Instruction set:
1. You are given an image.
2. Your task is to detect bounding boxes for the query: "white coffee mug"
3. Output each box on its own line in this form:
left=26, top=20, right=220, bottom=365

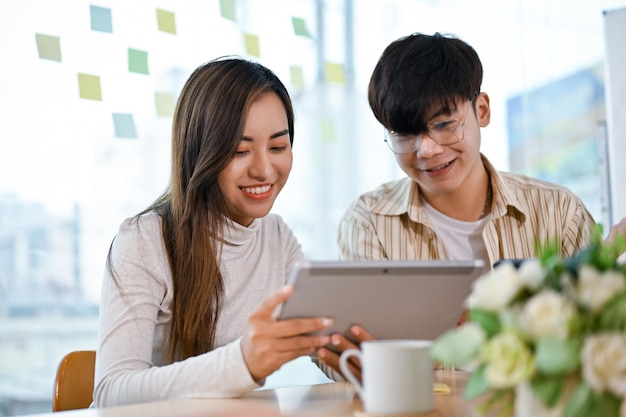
left=339, top=339, right=434, bottom=415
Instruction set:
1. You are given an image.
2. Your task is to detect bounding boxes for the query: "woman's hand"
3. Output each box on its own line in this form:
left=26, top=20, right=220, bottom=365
left=241, top=285, right=333, bottom=382
left=315, top=325, right=375, bottom=382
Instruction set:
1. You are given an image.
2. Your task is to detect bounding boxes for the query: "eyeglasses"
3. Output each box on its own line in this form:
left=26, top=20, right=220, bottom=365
left=384, top=92, right=478, bottom=154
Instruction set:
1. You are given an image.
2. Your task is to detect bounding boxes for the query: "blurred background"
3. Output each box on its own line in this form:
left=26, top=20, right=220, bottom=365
left=1, top=0, right=625, bottom=414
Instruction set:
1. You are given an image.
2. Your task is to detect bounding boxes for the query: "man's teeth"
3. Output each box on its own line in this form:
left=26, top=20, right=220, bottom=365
left=429, top=161, right=451, bottom=171
left=243, top=185, right=271, bottom=194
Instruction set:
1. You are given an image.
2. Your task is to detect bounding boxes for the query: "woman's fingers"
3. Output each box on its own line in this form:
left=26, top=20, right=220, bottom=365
left=251, top=285, right=294, bottom=320
left=243, top=332, right=331, bottom=381
left=242, top=286, right=335, bottom=381
left=251, top=286, right=334, bottom=337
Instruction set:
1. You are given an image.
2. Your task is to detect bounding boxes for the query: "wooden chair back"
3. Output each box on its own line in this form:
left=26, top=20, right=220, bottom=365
left=52, top=350, right=96, bottom=412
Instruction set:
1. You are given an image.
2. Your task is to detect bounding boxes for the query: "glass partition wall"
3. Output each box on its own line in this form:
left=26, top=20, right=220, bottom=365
left=1, top=0, right=625, bottom=414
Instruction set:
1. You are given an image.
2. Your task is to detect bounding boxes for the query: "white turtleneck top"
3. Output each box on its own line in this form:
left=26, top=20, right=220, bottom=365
left=94, top=211, right=307, bottom=407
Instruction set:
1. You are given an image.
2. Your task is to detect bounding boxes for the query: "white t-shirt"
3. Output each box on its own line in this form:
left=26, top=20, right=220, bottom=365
left=421, top=197, right=490, bottom=273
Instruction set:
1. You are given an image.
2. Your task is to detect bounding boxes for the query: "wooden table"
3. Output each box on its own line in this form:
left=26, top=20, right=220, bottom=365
left=23, top=370, right=488, bottom=417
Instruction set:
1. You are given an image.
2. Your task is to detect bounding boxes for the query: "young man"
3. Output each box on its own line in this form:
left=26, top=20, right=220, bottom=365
left=337, top=32, right=597, bottom=268
left=319, top=32, right=626, bottom=379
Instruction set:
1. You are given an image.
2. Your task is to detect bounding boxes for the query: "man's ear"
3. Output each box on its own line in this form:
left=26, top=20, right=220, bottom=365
left=476, top=92, right=491, bottom=127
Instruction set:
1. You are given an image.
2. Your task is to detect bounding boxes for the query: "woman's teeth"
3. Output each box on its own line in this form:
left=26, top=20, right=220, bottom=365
left=242, top=185, right=271, bottom=194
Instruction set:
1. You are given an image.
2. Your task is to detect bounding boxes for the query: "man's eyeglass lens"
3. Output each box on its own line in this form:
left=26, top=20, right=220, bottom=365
left=384, top=96, right=474, bottom=154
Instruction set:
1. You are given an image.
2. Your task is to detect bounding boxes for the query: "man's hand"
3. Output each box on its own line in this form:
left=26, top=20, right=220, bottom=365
left=606, top=217, right=626, bottom=245
left=315, top=325, right=375, bottom=382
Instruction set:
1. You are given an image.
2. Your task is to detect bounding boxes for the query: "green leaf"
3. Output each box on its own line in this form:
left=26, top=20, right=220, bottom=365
left=475, top=389, right=514, bottom=417
left=569, top=310, right=595, bottom=335
left=537, top=239, right=560, bottom=265
left=465, top=365, right=490, bottom=399
left=597, top=293, right=626, bottom=331
left=566, top=244, right=596, bottom=276
left=566, top=228, right=625, bottom=273
left=430, top=324, right=485, bottom=367
left=469, top=309, right=501, bottom=337
left=530, top=375, right=564, bottom=408
left=535, top=336, right=582, bottom=376
left=562, top=383, right=595, bottom=417
left=590, top=391, right=621, bottom=416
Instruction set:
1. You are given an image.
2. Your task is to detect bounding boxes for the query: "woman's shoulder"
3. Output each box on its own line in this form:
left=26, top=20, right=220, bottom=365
left=108, top=210, right=171, bottom=289
left=113, top=211, right=163, bottom=249
left=118, top=211, right=161, bottom=233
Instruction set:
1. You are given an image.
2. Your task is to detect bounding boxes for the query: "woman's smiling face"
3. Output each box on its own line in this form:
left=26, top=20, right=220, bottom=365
left=217, top=92, right=293, bottom=226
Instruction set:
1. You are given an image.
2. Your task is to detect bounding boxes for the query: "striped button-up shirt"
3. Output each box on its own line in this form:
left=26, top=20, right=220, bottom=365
left=337, top=155, right=595, bottom=268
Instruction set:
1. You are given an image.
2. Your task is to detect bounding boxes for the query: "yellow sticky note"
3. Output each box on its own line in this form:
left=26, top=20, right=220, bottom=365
left=434, top=383, right=451, bottom=394
left=319, top=118, right=336, bottom=144
left=243, top=33, right=260, bottom=57
left=155, top=92, right=175, bottom=117
left=156, top=9, right=176, bottom=34
left=78, top=73, right=102, bottom=101
left=325, top=62, right=346, bottom=85
left=36, top=33, right=62, bottom=62
left=290, top=65, right=305, bottom=90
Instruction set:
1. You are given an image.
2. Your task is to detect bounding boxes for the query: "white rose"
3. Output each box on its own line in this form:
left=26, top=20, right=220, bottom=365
left=467, top=262, right=522, bottom=312
left=518, top=290, right=575, bottom=340
left=581, top=333, right=626, bottom=397
left=482, top=332, right=535, bottom=388
left=517, top=259, right=545, bottom=290
left=430, top=323, right=486, bottom=367
left=577, top=265, right=625, bottom=312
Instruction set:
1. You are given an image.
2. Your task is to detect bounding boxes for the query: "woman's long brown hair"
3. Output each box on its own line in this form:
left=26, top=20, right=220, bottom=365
left=107, top=57, right=294, bottom=362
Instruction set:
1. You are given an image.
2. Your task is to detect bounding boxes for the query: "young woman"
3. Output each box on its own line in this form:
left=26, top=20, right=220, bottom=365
left=94, top=57, right=336, bottom=407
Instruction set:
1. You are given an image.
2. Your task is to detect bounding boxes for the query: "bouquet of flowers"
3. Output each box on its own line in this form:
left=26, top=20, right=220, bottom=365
left=431, top=230, right=626, bottom=417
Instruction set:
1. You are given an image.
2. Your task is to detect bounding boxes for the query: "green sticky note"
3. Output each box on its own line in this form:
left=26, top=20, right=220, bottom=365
left=156, top=9, right=176, bottom=34
left=112, top=113, right=137, bottom=138
left=290, top=65, right=305, bottom=90
left=35, top=33, right=62, bottom=62
left=292, top=17, right=310, bottom=37
left=220, top=0, right=236, bottom=21
left=319, top=118, right=336, bottom=144
left=128, top=48, right=149, bottom=74
left=78, top=73, right=102, bottom=101
left=155, top=92, right=175, bottom=117
left=325, top=62, right=346, bottom=85
left=243, top=33, right=260, bottom=57
left=90, top=5, right=112, bottom=33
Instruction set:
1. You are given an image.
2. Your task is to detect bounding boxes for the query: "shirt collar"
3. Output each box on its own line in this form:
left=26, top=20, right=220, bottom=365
left=482, top=155, right=526, bottom=220
left=222, top=216, right=261, bottom=246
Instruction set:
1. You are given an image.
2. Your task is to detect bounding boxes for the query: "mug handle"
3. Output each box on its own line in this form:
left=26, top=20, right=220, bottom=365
left=339, top=348, right=364, bottom=397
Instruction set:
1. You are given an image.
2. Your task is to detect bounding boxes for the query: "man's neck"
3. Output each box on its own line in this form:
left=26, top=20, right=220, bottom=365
left=421, top=165, right=491, bottom=222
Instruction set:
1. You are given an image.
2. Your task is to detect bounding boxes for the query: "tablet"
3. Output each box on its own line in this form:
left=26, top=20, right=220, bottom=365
left=278, top=259, right=485, bottom=342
